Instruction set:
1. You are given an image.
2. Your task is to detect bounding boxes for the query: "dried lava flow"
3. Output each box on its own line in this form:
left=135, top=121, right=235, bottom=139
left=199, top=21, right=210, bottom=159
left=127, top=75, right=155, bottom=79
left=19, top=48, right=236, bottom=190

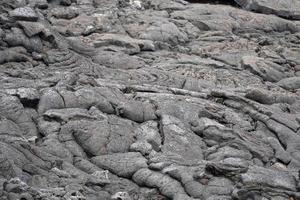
left=185, top=0, right=238, bottom=6
left=0, top=0, right=300, bottom=200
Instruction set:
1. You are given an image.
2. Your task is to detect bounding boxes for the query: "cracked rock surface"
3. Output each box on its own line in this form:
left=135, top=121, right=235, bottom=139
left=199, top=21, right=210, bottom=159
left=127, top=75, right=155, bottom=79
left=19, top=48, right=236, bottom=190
left=0, top=0, right=300, bottom=199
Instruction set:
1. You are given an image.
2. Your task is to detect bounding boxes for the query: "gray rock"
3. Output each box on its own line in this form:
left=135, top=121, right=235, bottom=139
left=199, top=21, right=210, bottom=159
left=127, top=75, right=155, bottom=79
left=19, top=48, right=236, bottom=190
left=242, top=56, right=286, bottom=82
left=92, top=33, right=155, bottom=53
left=241, top=166, right=298, bottom=191
left=93, top=51, right=147, bottom=69
left=38, top=89, right=65, bottom=114
left=18, top=21, right=52, bottom=38
left=0, top=0, right=300, bottom=199
left=171, top=4, right=298, bottom=33
left=0, top=47, right=30, bottom=64
left=50, top=7, right=79, bottom=19
left=202, top=177, right=234, bottom=199
left=9, top=7, right=38, bottom=21
left=235, top=0, right=300, bottom=20
left=4, top=28, right=43, bottom=53
left=159, top=115, right=205, bottom=164
left=116, top=100, right=157, bottom=122
left=277, top=77, right=300, bottom=90
left=133, top=168, right=190, bottom=199
left=91, top=152, right=148, bottom=178
left=29, top=0, right=48, bottom=9
left=0, top=93, right=38, bottom=137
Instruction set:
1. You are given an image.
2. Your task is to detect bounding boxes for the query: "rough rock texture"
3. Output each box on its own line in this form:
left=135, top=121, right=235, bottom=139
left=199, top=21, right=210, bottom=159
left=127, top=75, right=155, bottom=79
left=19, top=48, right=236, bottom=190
left=0, top=0, right=300, bottom=199
left=235, top=0, right=300, bottom=20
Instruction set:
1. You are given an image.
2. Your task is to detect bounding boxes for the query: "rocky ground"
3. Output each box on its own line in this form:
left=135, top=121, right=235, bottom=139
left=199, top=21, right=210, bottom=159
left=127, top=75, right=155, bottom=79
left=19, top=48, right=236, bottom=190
left=0, top=0, right=300, bottom=199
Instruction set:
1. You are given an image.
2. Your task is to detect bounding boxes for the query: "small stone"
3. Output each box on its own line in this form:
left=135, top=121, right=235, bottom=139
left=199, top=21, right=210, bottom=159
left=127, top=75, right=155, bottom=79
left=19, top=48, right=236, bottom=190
left=9, top=7, right=38, bottom=21
left=271, top=162, right=288, bottom=171
left=86, top=170, right=111, bottom=186
left=111, top=192, right=132, bottom=200
left=91, top=170, right=109, bottom=180
left=130, top=0, right=143, bottom=10
left=27, top=136, right=38, bottom=143
left=63, top=191, right=86, bottom=200
left=32, top=52, right=44, bottom=60
left=130, top=141, right=153, bottom=155
left=4, top=178, right=28, bottom=193
left=50, top=167, right=71, bottom=178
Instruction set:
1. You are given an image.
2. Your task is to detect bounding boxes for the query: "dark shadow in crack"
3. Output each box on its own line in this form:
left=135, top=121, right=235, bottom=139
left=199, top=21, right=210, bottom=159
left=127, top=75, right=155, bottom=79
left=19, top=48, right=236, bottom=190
left=185, top=0, right=239, bottom=6
left=20, top=98, right=39, bottom=109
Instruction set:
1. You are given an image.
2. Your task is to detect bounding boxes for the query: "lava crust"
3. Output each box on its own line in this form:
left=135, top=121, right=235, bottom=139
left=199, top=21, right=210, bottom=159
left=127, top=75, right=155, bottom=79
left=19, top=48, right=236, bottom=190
left=0, top=0, right=300, bottom=200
